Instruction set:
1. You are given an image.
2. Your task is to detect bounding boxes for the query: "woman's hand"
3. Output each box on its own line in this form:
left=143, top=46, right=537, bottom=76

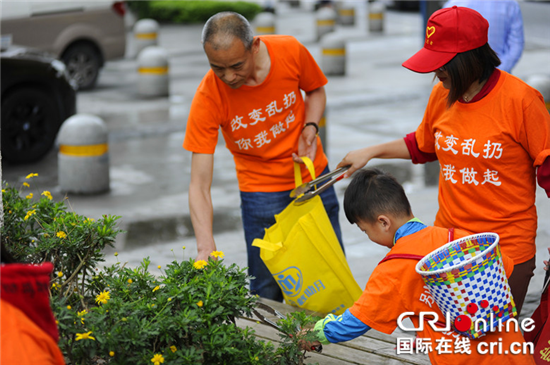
left=337, top=139, right=412, bottom=178
left=337, top=147, right=374, bottom=178
left=544, top=247, right=550, bottom=271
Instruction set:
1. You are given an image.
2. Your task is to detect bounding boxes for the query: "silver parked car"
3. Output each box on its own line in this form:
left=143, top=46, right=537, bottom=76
left=1, top=1, right=127, bottom=90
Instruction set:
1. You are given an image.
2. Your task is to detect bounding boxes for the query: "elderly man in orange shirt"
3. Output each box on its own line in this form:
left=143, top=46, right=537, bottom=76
left=183, top=12, right=343, bottom=301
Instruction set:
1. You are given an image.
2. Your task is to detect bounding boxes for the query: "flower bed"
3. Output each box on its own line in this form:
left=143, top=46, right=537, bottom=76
left=2, top=175, right=319, bottom=364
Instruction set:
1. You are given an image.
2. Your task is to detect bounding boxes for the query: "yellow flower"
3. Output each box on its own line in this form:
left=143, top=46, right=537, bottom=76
left=109, top=351, right=115, bottom=357
left=77, top=309, right=87, bottom=324
left=127, top=279, right=133, bottom=284
left=41, top=191, right=53, bottom=200
left=114, top=252, right=118, bottom=256
left=182, top=246, right=186, bottom=249
left=57, top=231, right=67, bottom=239
left=67, top=305, right=72, bottom=310
left=167, top=298, right=172, bottom=302
left=23, top=182, right=30, bottom=187
left=58, top=271, right=63, bottom=277
left=196, top=300, right=203, bottom=307
left=170, top=345, right=177, bottom=353
left=210, top=251, right=225, bottom=259
left=75, top=331, right=95, bottom=341
left=151, top=354, right=164, bottom=365
left=95, top=290, right=110, bottom=305
left=152, top=286, right=160, bottom=292
left=255, top=357, right=259, bottom=361
left=193, top=260, right=207, bottom=270
left=157, top=265, right=161, bottom=269
left=24, top=209, right=36, bottom=220
left=25, top=173, right=38, bottom=179
left=25, top=193, right=33, bottom=199
left=51, top=283, right=60, bottom=290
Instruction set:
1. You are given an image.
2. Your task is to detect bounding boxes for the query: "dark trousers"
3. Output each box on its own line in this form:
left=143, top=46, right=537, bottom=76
left=508, top=255, right=536, bottom=316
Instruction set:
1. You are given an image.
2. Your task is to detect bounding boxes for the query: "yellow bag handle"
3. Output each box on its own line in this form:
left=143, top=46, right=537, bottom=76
left=294, top=156, right=316, bottom=188
left=252, top=239, right=283, bottom=260
left=252, top=239, right=283, bottom=252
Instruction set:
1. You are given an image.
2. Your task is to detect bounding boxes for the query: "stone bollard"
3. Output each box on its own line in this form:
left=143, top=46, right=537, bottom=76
left=58, top=114, right=110, bottom=194
left=526, top=74, right=550, bottom=112
left=321, top=32, right=346, bottom=76
left=137, top=46, right=169, bottom=97
left=319, top=110, right=327, bottom=153
left=368, top=1, right=385, bottom=33
left=133, top=19, right=159, bottom=57
left=254, top=12, right=276, bottom=35
left=337, top=2, right=355, bottom=26
left=316, top=7, right=337, bottom=41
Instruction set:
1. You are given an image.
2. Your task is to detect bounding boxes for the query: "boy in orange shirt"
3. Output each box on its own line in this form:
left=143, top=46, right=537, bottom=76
left=302, top=169, right=535, bottom=364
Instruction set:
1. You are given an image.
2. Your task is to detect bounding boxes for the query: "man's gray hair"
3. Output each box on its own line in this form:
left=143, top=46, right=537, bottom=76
left=201, top=12, right=254, bottom=50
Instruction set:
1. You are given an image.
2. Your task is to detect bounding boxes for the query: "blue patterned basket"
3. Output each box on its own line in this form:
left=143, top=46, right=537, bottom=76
left=415, top=233, right=516, bottom=339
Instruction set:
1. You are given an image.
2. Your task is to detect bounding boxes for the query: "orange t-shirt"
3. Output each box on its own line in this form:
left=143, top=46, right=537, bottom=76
left=1, top=299, right=66, bottom=365
left=415, top=72, right=550, bottom=264
left=350, top=226, right=534, bottom=365
left=183, top=35, right=329, bottom=192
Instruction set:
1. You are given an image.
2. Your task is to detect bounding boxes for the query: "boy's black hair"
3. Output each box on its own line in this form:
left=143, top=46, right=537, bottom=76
left=344, top=168, right=412, bottom=225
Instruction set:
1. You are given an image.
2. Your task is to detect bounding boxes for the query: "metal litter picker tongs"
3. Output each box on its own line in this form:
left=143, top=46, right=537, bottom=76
left=252, top=302, right=323, bottom=353
left=290, top=165, right=350, bottom=205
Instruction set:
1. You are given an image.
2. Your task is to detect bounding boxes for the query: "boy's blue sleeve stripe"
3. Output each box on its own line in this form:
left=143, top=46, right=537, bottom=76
left=316, top=309, right=371, bottom=343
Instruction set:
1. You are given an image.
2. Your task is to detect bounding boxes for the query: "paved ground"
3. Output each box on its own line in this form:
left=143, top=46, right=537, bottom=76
left=3, top=2, right=550, bottom=321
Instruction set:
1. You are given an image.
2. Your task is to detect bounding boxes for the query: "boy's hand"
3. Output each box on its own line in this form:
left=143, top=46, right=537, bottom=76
left=297, top=329, right=322, bottom=352
left=298, top=338, right=322, bottom=352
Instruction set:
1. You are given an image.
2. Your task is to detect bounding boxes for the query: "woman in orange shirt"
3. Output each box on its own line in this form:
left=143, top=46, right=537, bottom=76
left=337, top=6, right=550, bottom=315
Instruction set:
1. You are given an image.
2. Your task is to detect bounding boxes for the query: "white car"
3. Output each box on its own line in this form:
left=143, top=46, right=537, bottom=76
left=1, top=1, right=127, bottom=90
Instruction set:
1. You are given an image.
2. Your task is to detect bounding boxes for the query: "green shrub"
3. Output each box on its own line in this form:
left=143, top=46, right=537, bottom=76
left=1, top=175, right=121, bottom=284
left=2, top=176, right=320, bottom=365
left=126, top=0, right=152, bottom=19
left=53, top=255, right=276, bottom=364
left=127, top=0, right=263, bottom=24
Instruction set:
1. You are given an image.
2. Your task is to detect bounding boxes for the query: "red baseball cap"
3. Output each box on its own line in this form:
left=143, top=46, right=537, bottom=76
left=402, top=6, right=489, bottom=73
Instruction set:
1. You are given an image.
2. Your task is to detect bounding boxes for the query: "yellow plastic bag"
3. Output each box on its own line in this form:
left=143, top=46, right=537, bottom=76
left=252, top=158, right=362, bottom=315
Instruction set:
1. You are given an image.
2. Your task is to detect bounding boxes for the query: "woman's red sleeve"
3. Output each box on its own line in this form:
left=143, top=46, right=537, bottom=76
left=403, top=132, right=438, bottom=164
left=537, top=157, right=550, bottom=198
